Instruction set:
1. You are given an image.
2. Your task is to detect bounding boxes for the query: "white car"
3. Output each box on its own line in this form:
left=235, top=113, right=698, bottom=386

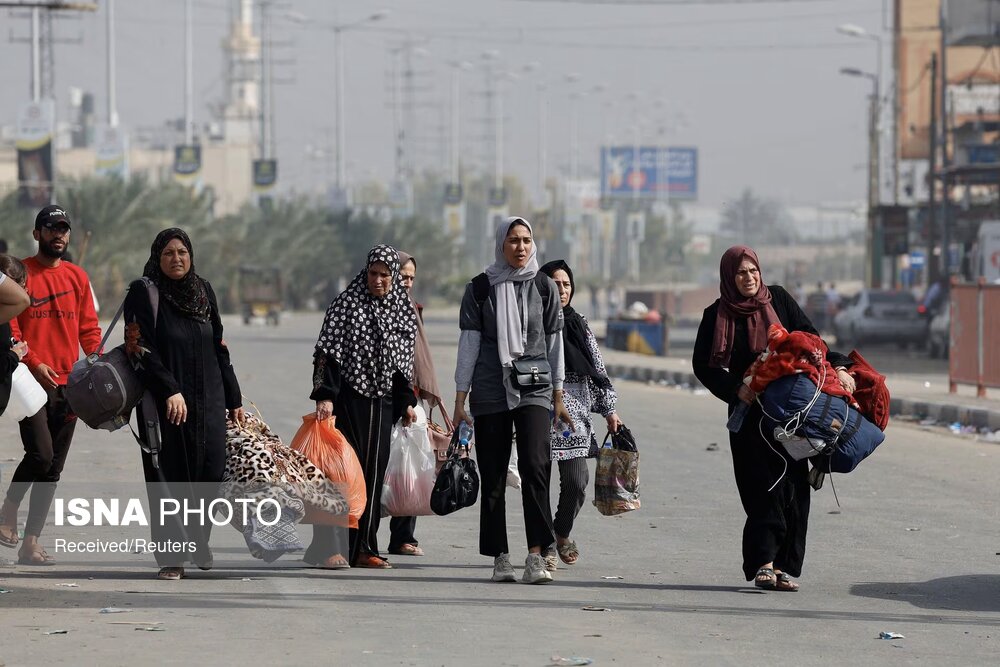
left=833, top=289, right=926, bottom=348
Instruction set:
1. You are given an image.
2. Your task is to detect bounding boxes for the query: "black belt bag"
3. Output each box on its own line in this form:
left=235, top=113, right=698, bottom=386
left=510, top=358, right=552, bottom=391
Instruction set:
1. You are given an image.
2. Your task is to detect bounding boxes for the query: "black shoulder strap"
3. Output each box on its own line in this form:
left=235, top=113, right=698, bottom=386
left=474, top=272, right=552, bottom=327
left=472, top=272, right=490, bottom=307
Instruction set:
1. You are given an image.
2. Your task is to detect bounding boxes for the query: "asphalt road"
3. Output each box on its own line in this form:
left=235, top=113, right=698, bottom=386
left=0, top=312, right=998, bottom=666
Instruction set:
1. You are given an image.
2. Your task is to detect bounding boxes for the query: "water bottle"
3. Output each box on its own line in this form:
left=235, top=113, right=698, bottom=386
left=727, top=402, right=749, bottom=433
left=550, top=409, right=571, bottom=438
left=458, top=421, right=474, bottom=447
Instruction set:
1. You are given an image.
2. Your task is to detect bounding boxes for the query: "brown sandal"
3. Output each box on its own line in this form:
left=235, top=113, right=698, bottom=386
left=313, top=554, right=350, bottom=570
left=18, top=546, right=55, bottom=566
left=557, top=541, right=579, bottom=565
left=774, top=571, right=800, bottom=592
left=0, top=501, right=18, bottom=548
left=0, top=524, right=18, bottom=549
left=389, top=543, right=424, bottom=556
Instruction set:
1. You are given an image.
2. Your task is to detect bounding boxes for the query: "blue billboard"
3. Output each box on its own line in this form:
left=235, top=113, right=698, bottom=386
left=600, top=146, right=698, bottom=201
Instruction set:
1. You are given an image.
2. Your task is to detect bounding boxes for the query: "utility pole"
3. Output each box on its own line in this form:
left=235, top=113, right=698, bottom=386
left=938, top=5, right=951, bottom=276
left=31, top=8, right=40, bottom=101
left=259, top=0, right=271, bottom=159
left=106, top=0, right=117, bottom=127
left=927, top=52, right=939, bottom=284
left=184, top=0, right=194, bottom=144
left=537, top=82, right=547, bottom=201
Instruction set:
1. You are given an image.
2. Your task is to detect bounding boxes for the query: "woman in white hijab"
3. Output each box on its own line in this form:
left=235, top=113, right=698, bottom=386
left=453, top=217, right=571, bottom=585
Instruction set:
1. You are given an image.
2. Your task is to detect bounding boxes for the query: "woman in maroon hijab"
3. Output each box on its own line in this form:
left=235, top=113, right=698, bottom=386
left=692, top=246, right=853, bottom=592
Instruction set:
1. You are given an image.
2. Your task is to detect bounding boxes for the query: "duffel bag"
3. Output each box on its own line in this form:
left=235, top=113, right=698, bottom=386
left=759, top=373, right=850, bottom=444
left=819, top=407, right=886, bottom=474
left=64, top=279, right=158, bottom=431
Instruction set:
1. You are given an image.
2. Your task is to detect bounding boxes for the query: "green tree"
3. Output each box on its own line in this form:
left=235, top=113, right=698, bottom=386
left=719, top=188, right=798, bottom=245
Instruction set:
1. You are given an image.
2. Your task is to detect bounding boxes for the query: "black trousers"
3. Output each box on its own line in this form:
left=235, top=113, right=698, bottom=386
left=730, top=406, right=810, bottom=580
left=310, top=392, right=393, bottom=565
left=475, top=405, right=554, bottom=557
left=388, top=516, right=417, bottom=549
left=6, top=388, right=76, bottom=537
left=552, top=457, right=589, bottom=540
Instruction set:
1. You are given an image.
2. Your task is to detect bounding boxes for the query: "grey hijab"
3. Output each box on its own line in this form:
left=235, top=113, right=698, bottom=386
left=485, top=216, right=538, bottom=367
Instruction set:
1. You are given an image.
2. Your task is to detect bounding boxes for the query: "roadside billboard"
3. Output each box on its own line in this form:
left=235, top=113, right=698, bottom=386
left=600, top=146, right=698, bottom=200
left=173, top=144, right=202, bottom=188
left=16, top=99, right=56, bottom=208
left=253, top=159, right=277, bottom=209
left=94, top=125, right=129, bottom=179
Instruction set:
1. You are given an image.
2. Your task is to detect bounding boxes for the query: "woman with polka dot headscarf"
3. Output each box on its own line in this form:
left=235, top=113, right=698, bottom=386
left=307, top=244, right=418, bottom=569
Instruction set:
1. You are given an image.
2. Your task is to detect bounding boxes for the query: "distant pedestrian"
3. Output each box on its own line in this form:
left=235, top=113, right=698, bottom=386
left=5, top=206, right=102, bottom=566
left=308, top=244, right=418, bottom=570
left=825, top=282, right=841, bottom=321
left=539, top=260, right=621, bottom=569
left=453, top=216, right=570, bottom=585
left=792, top=281, right=806, bottom=307
left=804, top=281, right=827, bottom=331
left=692, top=246, right=853, bottom=592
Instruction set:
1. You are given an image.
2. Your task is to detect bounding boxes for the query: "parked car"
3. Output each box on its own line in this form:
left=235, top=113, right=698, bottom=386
left=927, top=304, right=949, bottom=359
left=833, top=289, right=926, bottom=347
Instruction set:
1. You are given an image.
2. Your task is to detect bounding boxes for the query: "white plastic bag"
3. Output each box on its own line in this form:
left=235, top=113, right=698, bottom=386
left=381, top=406, right=437, bottom=517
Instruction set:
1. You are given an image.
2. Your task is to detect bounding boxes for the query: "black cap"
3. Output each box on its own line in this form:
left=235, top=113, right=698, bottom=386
left=34, top=205, right=71, bottom=231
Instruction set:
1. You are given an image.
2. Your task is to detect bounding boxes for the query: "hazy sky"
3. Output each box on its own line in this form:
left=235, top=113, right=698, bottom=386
left=0, top=0, right=889, bottom=208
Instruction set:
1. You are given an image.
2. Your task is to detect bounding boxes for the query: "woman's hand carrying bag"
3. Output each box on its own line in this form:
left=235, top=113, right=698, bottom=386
left=593, top=424, right=640, bottom=516
left=430, top=430, right=480, bottom=516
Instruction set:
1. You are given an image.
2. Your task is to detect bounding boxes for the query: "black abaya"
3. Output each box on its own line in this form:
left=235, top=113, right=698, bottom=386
left=125, top=279, right=242, bottom=567
left=308, top=355, right=415, bottom=564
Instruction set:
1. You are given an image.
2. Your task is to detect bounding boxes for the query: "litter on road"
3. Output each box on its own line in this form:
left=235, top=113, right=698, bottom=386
left=56, top=583, right=79, bottom=587
left=43, top=630, right=69, bottom=635
left=549, top=656, right=593, bottom=666
left=99, top=607, right=132, bottom=614
left=581, top=606, right=611, bottom=612
left=878, top=632, right=905, bottom=640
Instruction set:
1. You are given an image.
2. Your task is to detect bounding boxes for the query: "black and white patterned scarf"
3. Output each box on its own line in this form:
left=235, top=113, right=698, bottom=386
left=315, top=244, right=417, bottom=398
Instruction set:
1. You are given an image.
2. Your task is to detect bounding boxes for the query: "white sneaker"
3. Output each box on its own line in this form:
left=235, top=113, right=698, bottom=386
left=492, top=553, right=516, bottom=582
left=522, top=553, right=553, bottom=584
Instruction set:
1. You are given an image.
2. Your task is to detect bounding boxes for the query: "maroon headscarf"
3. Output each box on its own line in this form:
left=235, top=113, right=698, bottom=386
left=710, top=246, right=779, bottom=368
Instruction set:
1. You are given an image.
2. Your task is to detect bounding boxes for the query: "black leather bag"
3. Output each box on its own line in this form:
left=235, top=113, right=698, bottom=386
left=510, top=358, right=552, bottom=391
left=430, top=431, right=480, bottom=516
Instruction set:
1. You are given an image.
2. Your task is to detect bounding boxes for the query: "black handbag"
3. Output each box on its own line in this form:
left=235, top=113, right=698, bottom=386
left=510, top=358, right=551, bottom=391
left=430, top=431, right=480, bottom=516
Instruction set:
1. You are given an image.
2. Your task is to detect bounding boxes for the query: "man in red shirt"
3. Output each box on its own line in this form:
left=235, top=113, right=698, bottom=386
left=6, top=205, right=101, bottom=566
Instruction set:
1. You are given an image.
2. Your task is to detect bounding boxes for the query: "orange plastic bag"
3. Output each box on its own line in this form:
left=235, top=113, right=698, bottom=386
left=290, top=414, right=366, bottom=529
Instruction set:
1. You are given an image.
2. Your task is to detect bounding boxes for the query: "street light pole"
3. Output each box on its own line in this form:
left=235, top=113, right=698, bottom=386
left=184, top=0, right=193, bottom=144
left=106, top=0, right=117, bottom=127
left=31, top=7, right=40, bottom=102
left=329, top=11, right=389, bottom=194
left=537, top=81, right=547, bottom=200
left=841, top=66, right=881, bottom=286
left=838, top=23, right=892, bottom=202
